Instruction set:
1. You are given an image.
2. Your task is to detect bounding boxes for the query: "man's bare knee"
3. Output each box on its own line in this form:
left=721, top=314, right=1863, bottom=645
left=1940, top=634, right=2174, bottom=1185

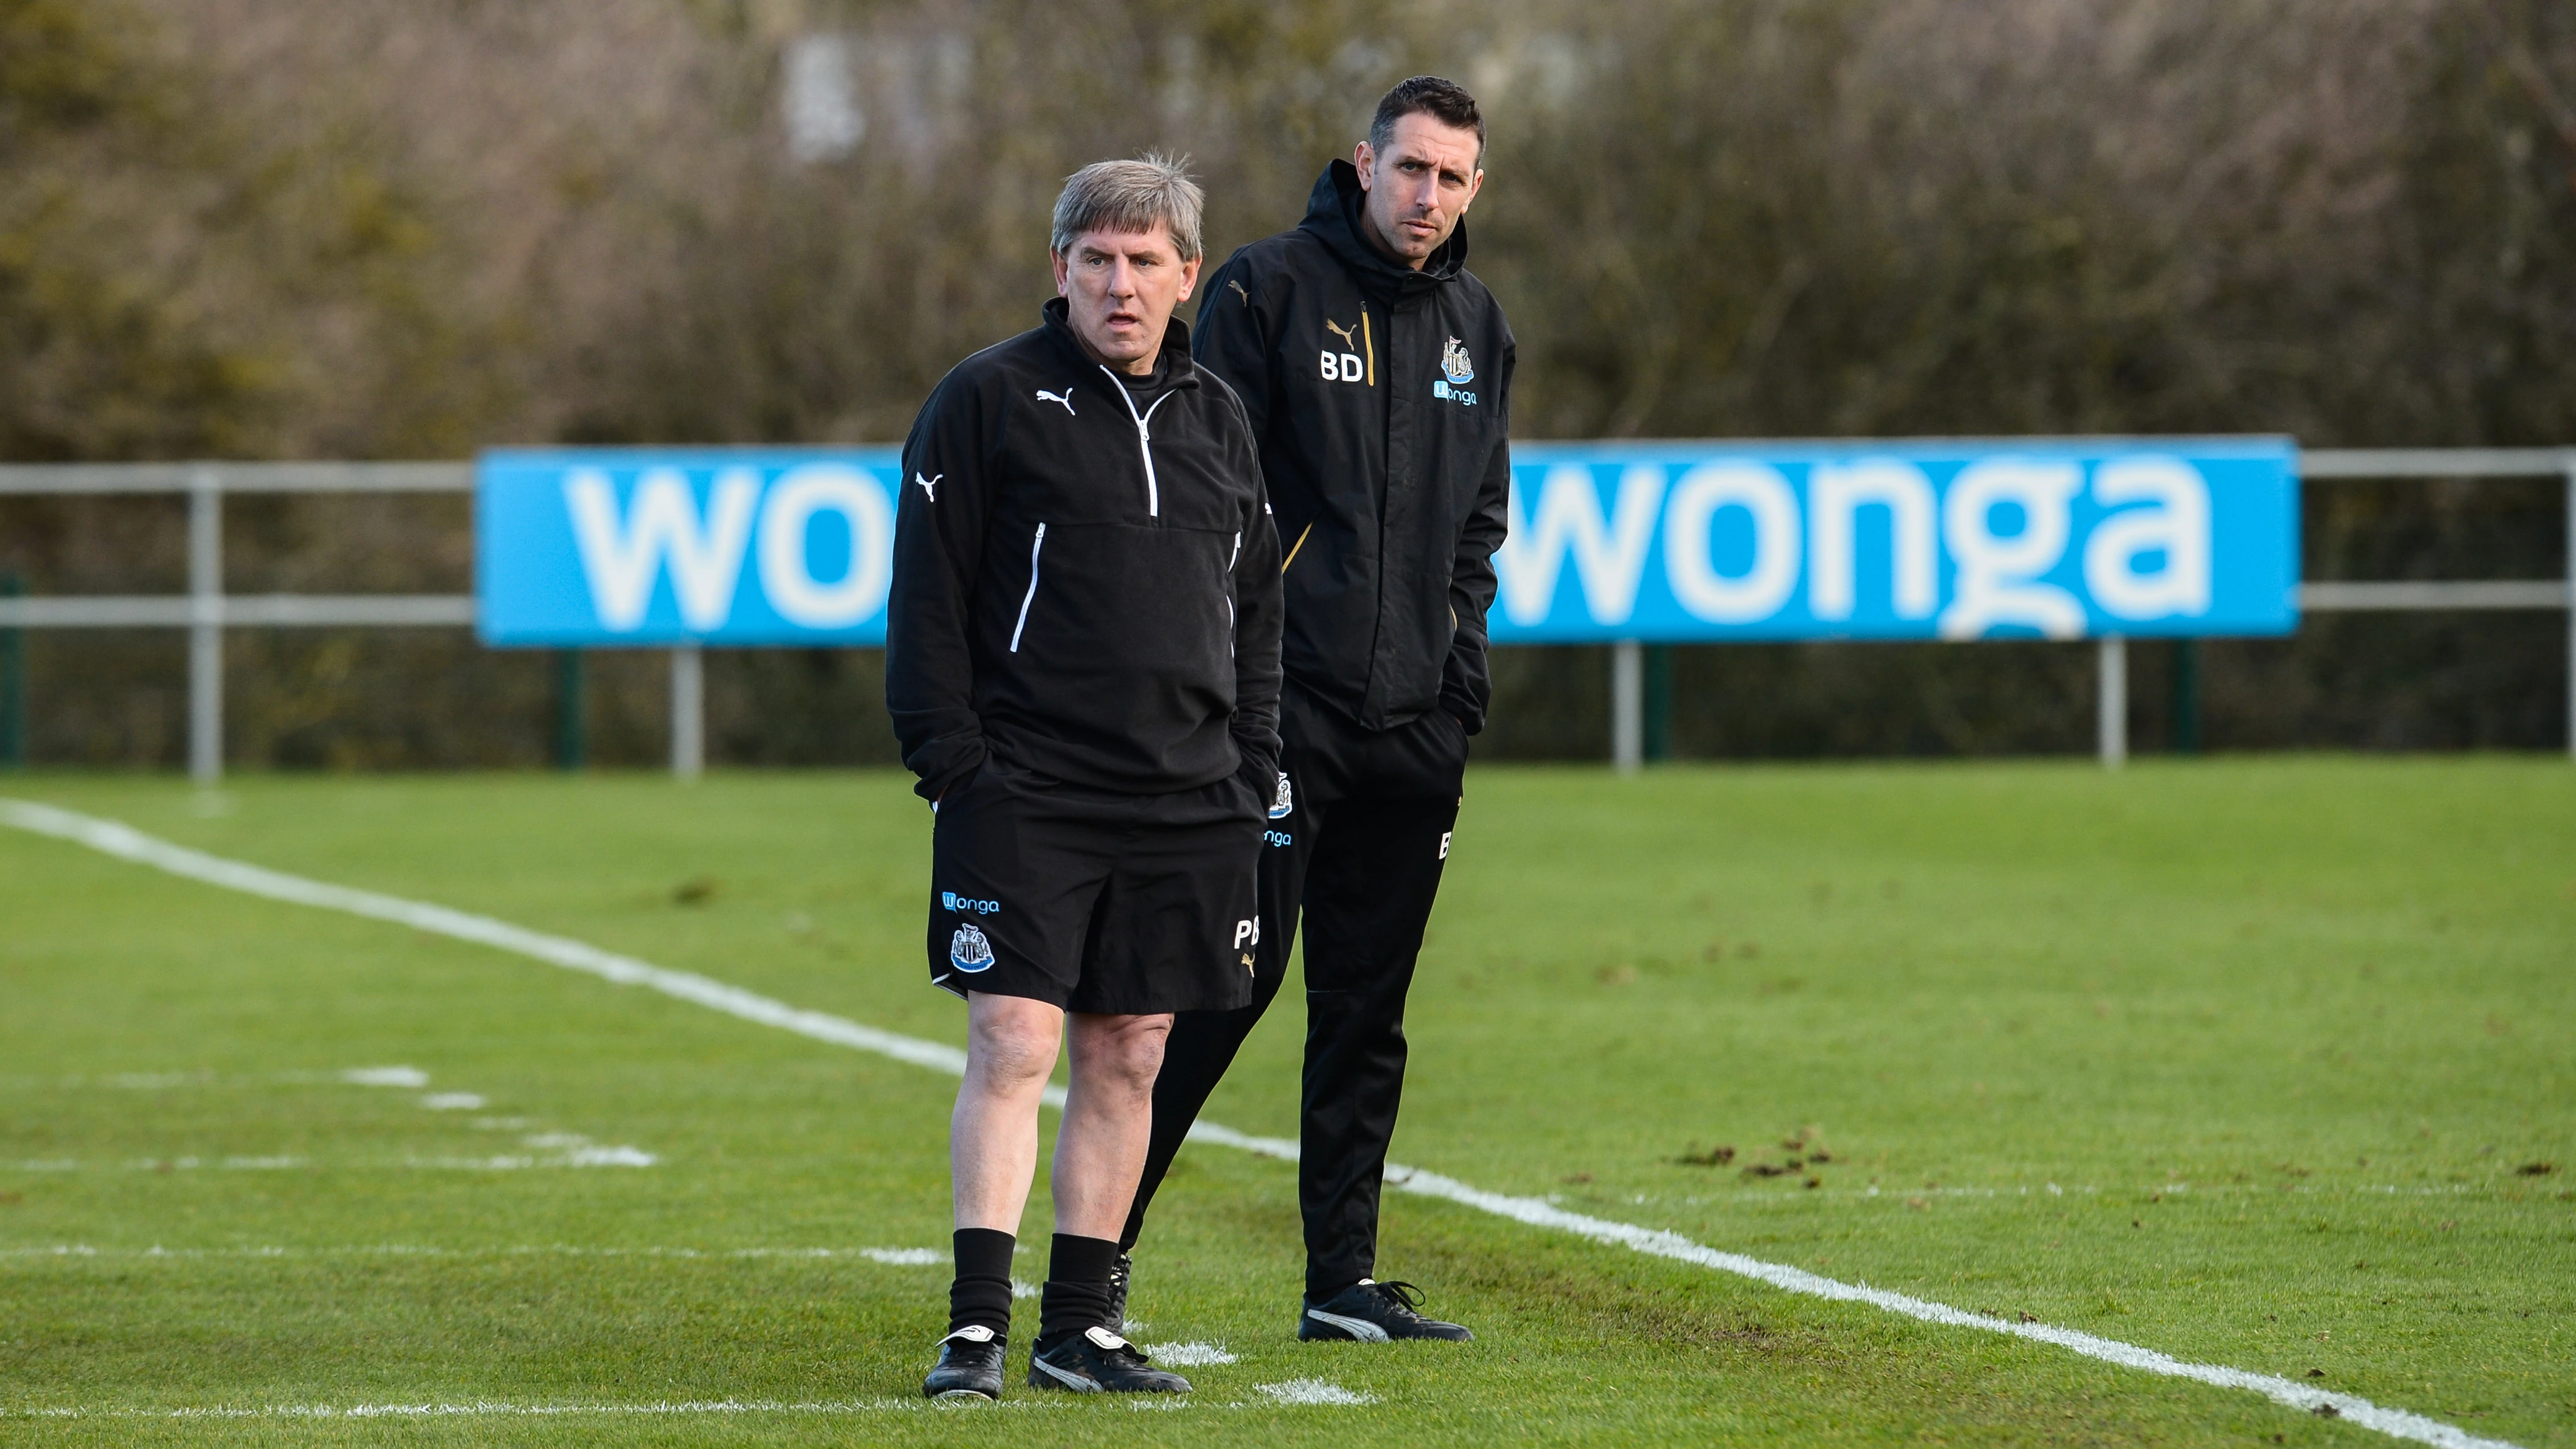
left=1072, top=1012, right=1171, bottom=1096
left=966, top=997, right=1062, bottom=1091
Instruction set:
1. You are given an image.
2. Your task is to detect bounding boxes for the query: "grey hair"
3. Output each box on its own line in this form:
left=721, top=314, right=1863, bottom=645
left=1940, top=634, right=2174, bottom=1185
left=1049, top=153, right=1204, bottom=262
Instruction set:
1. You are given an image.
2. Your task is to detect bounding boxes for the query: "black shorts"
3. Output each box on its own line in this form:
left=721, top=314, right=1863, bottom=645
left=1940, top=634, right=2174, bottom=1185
left=927, top=758, right=1265, bottom=1015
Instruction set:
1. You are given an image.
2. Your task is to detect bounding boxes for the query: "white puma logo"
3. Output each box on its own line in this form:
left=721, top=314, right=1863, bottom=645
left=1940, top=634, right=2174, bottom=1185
left=913, top=471, right=941, bottom=501
left=1035, top=388, right=1075, bottom=415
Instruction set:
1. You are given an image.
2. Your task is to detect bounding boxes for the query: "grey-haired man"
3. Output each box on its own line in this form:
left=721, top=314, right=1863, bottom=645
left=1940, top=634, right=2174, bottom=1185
left=886, top=155, right=1282, bottom=1398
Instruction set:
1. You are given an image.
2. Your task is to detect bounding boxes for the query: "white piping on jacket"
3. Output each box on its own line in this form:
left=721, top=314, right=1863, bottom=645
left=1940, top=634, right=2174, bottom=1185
left=1008, top=523, right=1046, bottom=653
left=1099, top=366, right=1175, bottom=516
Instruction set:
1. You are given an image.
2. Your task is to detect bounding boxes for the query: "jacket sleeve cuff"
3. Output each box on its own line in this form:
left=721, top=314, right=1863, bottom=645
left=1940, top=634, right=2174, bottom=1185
left=1438, top=681, right=1488, bottom=735
left=1231, top=727, right=1281, bottom=787
left=914, top=740, right=987, bottom=803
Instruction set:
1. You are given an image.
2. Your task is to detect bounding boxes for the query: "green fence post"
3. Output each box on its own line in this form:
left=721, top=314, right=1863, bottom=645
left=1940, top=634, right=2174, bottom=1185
left=1, top=570, right=23, bottom=771
left=2171, top=638, right=2200, bottom=755
left=555, top=648, right=587, bottom=771
left=1642, top=643, right=1673, bottom=762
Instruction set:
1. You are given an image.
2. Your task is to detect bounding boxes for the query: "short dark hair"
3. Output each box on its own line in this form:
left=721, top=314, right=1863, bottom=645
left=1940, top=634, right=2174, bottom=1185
left=1368, top=76, right=1484, bottom=163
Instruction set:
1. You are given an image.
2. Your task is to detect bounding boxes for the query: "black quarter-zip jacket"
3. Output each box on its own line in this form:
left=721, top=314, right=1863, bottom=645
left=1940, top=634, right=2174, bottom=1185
left=886, top=298, right=1284, bottom=804
left=1194, top=159, right=1513, bottom=733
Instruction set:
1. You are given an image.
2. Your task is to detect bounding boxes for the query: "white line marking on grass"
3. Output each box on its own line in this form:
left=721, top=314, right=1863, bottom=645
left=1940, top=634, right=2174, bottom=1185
left=420, top=1092, right=485, bottom=1110
left=0, top=799, right=981, bottom=1079
left=1, top=1244, right=956, bottom=1261
left=1144, top=1342, right=1236, bottom=1366
left=1378, top=1166, right=2522, bottom=1447
left=4, top=1399, right=1056, bottom=1420
left=5, top=1152, right=644, bottom=1173
left=342, top=1067, right=429, bottom=1088
left=1255, top=1379, right=1374, bottom=1406
left=0, top=798, right=2522, bottom=1449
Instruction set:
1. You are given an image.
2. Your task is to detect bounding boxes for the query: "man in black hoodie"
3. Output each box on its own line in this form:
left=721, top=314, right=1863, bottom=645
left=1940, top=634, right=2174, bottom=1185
left=1117, top=78, right=1512, bottom=1344
left=887, top=155, right=1282, bottom=1400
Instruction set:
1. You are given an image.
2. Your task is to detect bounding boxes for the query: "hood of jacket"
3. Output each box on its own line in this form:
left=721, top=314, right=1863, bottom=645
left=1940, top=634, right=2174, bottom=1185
left=1295, top=159, right=1468, bottom=304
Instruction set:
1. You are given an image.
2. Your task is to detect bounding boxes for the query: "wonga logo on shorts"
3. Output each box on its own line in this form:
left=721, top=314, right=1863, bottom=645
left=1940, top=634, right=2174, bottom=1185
left=943, top=891, right=1001, bottom=915
left=949, top=923, right=995, bottom=973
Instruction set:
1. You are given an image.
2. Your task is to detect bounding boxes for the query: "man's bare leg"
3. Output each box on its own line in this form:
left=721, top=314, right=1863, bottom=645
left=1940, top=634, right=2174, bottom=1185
left=1028, top=1008, right=1173, bottom=1383
left=951, top=993, right=1064, bottom=1231
left=933, top=991, right=1062, bottom=1397
left=1054, top=1012, right=1171, bottom=1237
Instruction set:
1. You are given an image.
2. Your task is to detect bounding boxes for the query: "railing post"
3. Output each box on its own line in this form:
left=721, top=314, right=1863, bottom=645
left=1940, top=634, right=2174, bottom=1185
left=0, top=569, right=24, bottom=770
left=555, top=648, right=586, bottom=771
left=1642, top=642, right=1674, bottom=762
left=2171, top=638, right=2200, bottom=755
left=671, top=643, right=703, bottom=782
left=2097, top=634, right=2127, bottom=769
left=187, top=469, right=223, bottom=785
left=1611, top=640, right=1643, bottom=774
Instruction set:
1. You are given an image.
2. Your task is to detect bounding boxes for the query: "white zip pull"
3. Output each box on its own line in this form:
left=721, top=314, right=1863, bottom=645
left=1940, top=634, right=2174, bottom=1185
left=1009, top=522, right=1046, bottom=653
left=1100, top=365, right=1171, bottom=516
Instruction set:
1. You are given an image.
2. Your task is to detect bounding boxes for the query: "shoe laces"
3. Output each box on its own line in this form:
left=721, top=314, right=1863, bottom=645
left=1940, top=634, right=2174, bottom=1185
left=1363, top=1279, right=1430, bottom=1317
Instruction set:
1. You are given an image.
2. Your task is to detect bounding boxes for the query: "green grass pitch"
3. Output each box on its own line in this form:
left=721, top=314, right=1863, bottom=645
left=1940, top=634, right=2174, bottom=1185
left=1, top=759, right=2570, bottom=1446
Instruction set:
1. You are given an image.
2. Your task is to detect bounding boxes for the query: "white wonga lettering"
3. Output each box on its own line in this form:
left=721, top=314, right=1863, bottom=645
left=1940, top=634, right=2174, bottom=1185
left=1938, top=459, right=2086, bottom=639
left=2084, top=456, right=2211, bottom=620
left=1495, top=465, right=1665, bottom=627
left=1808, top=459, right=1937, bottom=622
left=563, top=467, right=757, bottom=632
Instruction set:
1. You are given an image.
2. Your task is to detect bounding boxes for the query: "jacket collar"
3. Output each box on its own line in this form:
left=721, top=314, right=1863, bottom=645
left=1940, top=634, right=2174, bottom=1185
left=1041, top=296, right=1199, bottom=391
left=1296, top=159, right=1467, bottom=303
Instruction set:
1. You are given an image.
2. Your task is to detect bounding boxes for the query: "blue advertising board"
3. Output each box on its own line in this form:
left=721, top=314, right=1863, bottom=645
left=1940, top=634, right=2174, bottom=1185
left=476, top=439, right=2298, bottom=647
left=479, top=448, right=905, bottom=646
left=1487, top=439, right=2298, bottom=642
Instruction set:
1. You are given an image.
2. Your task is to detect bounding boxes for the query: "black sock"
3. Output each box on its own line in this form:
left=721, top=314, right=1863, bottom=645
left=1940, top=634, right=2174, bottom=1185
left=1308, top=1269, right=1364, bottom=1303
left=947, top=1228, right=1015, bottom=1339
left=1036, top=1232, right=1121, bottom=1345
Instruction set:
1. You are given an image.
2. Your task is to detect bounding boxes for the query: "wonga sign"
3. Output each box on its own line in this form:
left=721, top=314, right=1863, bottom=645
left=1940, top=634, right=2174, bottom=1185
left=476, top=439, right=2298, bottom=647
left=478, top=448, right=905, bottom=645
left=1487, top=439, right=2298, bottom=642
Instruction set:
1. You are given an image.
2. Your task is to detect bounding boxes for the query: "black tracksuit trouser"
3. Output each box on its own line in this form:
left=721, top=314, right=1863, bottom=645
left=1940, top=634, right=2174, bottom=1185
left=1120, top=682, right=1466, bottom=1298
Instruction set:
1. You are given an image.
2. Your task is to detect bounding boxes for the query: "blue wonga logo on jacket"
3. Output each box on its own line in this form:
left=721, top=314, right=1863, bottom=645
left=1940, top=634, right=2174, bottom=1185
left=950, top=923, right=995, bottom=973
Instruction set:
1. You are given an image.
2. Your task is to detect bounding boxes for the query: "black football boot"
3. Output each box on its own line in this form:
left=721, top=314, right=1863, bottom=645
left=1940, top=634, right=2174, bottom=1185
left=1298, top=1279, right=1474, bottom=1342
left=1026, top=1326, right=1192, bottom=1393
left=922, top=1325, right=1006, bottom=1400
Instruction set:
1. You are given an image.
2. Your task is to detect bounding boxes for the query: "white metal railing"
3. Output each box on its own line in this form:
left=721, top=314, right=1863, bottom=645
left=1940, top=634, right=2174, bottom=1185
left=1597, top=448, right=2576, bottom=768
left=1, top=452, right=2569, bottom=779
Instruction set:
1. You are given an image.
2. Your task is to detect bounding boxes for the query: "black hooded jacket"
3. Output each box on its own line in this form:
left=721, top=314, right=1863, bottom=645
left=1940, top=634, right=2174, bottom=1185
left=885, top=299, right=1283, bottom=803
left=1192, top=160, right=1513, bottom=733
